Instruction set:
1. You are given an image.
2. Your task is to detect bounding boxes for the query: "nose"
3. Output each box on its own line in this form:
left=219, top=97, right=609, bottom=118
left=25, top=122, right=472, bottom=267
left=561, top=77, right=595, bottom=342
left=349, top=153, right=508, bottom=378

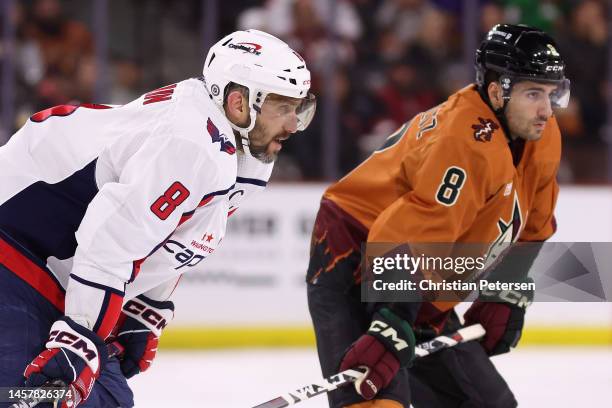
left=284, top=113, right=298, bottom=133
left=540, top=96, right=553, bottom=118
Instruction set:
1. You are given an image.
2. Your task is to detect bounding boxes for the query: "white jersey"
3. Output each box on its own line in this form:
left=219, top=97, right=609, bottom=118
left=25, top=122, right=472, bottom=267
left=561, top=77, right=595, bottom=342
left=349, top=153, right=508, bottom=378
left=0, top=78, right=273, bottom=336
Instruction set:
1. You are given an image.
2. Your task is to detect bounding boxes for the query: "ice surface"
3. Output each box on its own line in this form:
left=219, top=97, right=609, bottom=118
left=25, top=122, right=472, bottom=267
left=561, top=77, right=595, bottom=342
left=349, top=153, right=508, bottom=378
left=129, top=347, right=612, bottom=407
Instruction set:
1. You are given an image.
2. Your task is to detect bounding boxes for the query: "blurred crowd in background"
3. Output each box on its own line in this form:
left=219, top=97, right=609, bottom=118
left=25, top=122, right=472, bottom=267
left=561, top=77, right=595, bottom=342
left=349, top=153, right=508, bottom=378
left=0, top=0, right=609, bottom=182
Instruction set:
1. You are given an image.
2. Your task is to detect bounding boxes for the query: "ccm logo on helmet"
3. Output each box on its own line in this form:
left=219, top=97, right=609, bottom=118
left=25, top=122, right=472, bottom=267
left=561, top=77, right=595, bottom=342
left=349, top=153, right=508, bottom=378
left=124, top=300, right=169, bottom=330
left=227, top=42, right=262, bottom=55
left=368, top=320, right=410, bottom=351
left=48, top=330, right=97, bottom=361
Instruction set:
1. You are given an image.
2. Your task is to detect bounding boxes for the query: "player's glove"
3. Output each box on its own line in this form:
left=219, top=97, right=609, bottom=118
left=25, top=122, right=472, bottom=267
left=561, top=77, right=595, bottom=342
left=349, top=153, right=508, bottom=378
left=339, top=308, right=416, bottom=400
left=114, top=294, right=174, bottom=378
left=464, top=281, right=533, bottom=356
left=24, top=316, right=107, bottom=408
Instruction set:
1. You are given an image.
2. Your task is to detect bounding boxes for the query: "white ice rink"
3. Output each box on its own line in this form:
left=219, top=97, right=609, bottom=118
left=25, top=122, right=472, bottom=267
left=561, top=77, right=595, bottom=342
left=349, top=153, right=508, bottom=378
left=129, top=347, right=612, bottom=407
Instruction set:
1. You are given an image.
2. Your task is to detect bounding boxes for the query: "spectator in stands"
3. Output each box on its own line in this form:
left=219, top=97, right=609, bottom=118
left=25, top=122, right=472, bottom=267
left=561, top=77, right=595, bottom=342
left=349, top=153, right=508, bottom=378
left=22, top=0, right=94, bottom=108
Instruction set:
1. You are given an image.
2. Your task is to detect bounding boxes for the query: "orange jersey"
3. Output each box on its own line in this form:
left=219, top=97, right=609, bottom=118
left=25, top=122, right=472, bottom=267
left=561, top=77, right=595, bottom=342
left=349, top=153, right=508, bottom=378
left=325, top=85, right=560, bottom=247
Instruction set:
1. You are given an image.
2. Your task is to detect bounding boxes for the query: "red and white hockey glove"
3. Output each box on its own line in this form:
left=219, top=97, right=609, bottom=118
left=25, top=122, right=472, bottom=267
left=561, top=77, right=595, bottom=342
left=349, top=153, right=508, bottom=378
left=24, top=316, right=107, bottom=408
left=114, top=295, right=174, bottom=378
left=339, top=308, right=416, bottom=400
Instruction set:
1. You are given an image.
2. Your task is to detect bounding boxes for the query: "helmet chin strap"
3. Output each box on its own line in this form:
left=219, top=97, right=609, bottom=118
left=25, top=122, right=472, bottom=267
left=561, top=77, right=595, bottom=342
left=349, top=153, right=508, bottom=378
left=228, top=107, right=258, bottom=156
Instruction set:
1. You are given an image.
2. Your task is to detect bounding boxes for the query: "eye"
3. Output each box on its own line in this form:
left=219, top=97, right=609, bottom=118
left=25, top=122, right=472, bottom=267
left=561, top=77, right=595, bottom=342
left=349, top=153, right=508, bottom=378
left=526, top=91, right=543, bottom=100
left=277, top=105, right=293, bottom=115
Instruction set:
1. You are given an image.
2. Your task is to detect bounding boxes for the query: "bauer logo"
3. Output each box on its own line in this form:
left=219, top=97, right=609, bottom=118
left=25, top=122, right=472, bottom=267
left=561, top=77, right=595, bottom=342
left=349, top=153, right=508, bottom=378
left=227, top=42, right=262, bottom=55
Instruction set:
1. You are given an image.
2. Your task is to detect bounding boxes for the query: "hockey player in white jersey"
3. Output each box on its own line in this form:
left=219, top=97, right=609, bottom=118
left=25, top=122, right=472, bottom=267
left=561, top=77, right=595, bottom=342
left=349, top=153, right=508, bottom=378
left=0, top=29, right=315, bottom=408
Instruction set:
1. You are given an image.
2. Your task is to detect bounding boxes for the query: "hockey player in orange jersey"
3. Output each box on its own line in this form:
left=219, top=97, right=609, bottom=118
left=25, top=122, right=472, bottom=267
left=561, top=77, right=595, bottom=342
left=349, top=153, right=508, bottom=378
left=306, top=24, right=570, bottom=408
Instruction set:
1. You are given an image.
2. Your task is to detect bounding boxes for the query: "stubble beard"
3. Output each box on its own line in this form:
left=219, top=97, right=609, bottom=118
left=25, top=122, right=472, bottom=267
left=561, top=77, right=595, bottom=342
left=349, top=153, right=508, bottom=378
left=248, top=122, right=277, bottom=164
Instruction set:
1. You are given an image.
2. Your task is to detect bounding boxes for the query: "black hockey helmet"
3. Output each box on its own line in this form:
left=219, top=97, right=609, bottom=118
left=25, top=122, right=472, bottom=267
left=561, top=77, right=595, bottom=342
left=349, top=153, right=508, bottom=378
left=475, top=24, right=570, bottom=108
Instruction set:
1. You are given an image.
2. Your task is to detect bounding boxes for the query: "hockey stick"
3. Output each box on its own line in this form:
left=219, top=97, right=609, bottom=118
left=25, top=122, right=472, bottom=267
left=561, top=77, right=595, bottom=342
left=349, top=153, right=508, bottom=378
left=251, top=323, right=486, bottom=408
left=9, top=341, right=125, bottom=408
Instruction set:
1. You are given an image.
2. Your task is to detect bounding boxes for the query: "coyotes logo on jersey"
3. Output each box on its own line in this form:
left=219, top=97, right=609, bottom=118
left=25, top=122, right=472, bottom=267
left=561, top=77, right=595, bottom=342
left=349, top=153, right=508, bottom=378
left=472, top=117, right=499, bottom=142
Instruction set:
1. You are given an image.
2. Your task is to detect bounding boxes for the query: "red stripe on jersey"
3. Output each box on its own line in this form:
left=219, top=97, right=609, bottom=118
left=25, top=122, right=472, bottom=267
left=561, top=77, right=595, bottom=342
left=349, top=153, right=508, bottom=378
left=168, top=275, right=183, bottom=298
left=80, top=103, right=113, bottom=110
left=0, top=238, right=64, bottom=311
left=143, top=84, right=177, bottom=105
left=178, top=212, right=194, bottom=227
left=130, top=258, right=145, bottom=283
left=228, top=208, right=238, bottom=217
left=95, top=292, right=123, bottom=339
left=199, top=196, right=214, bottom=207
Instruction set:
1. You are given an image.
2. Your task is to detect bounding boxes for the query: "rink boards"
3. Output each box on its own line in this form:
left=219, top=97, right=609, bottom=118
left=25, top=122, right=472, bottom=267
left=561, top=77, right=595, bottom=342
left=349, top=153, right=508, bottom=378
left=165, top=185, right=612, bottom=348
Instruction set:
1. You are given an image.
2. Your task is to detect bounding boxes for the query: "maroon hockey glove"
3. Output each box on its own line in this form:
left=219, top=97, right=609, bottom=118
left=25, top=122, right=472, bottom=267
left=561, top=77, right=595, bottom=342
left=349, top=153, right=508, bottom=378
left=464, top=301, right=526, bottom=356
left=339, top=308, right=415, bottom=400
left=114, top=295, right=174, bottom=378
left=465, top=278, right=533, bottom=356
left=24, top=316, right=108, bottom=408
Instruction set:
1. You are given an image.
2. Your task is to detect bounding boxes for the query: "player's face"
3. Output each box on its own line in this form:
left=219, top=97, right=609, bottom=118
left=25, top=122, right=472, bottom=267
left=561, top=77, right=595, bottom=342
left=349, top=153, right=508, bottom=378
left=248, top=94, right=301, bottom=163
left=505, top=81, right=557, bottom=141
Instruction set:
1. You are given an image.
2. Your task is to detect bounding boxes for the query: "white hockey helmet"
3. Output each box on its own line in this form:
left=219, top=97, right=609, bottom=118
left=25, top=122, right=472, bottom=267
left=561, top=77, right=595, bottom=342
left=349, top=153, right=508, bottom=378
left=202, top=29, right=316, bottom=146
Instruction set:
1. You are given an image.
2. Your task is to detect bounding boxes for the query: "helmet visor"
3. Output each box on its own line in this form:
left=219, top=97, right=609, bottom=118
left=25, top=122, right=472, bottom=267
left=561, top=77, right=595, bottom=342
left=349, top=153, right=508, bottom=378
left=296, top=92, right=317, bottom=131
left=506, top=76, right=571, bottom=109
left=549, top=78, right=570, bottom=109
left=259, top=92, right=317, bottom=132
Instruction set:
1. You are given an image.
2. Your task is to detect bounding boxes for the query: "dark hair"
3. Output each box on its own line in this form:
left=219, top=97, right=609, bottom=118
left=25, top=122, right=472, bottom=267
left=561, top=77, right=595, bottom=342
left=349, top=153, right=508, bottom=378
left=483, top=70, right=501, bottom=91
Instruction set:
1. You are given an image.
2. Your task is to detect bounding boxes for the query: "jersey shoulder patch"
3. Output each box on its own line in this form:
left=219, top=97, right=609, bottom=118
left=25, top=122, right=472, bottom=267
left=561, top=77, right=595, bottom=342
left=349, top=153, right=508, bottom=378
left=206, top=117, right=236, bottom=155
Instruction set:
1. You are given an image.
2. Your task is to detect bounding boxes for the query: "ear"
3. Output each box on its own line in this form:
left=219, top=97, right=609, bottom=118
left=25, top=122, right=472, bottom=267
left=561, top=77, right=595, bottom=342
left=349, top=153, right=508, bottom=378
left=225, top=90, right=250, bottom=126
left=487, top=81, right=503, bottom=110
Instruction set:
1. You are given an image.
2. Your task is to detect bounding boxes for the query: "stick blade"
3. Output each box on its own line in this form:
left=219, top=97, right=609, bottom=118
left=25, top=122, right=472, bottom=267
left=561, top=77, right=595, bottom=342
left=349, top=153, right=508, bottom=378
left=251, top=397, right=290, bottom=408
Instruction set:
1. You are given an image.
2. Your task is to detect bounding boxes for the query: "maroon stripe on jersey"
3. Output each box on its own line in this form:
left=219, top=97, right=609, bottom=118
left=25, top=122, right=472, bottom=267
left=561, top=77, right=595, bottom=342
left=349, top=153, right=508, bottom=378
left=0, top=237, right=65, bottom=311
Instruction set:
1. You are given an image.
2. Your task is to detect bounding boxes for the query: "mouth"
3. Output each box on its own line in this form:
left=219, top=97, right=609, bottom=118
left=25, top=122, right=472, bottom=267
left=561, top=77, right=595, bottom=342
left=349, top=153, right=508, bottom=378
left=271, top=135, right=290, bottom=151
left=275, top=135, right=290, bottom=143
